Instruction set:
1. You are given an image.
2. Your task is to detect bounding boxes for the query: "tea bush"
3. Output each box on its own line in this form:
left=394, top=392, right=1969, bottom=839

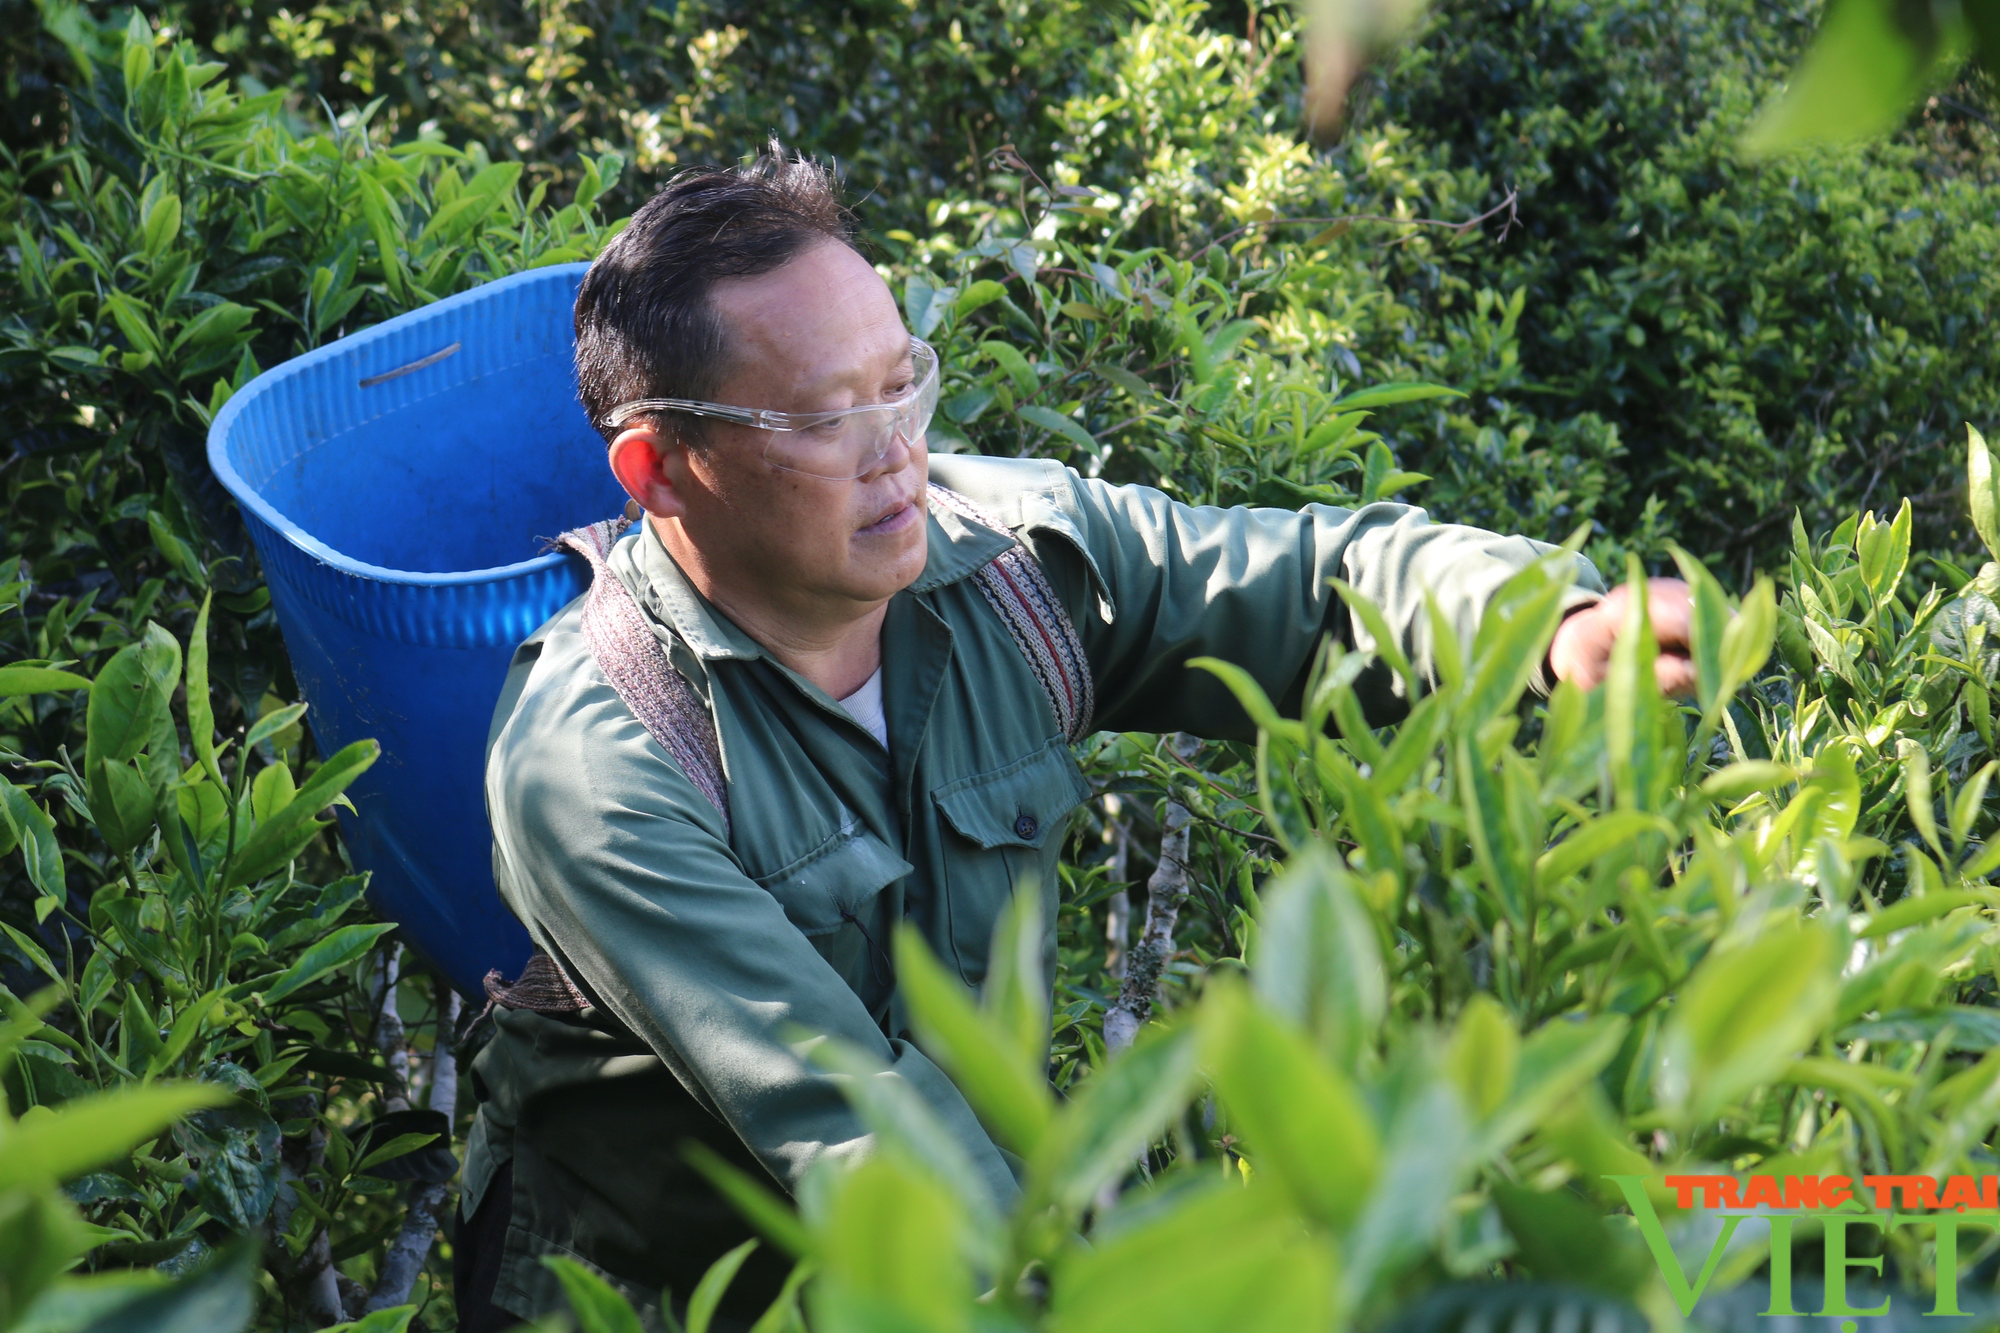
left=1358, top=0, right=2000, bottom=579
left=17, top=0, right=1992, bottom=574
left=0, top=12, right=625, bottom=1327
left=7, top=0, right=2000, bottom=1329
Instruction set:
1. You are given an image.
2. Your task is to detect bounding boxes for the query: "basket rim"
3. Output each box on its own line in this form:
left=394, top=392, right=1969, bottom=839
left=205, top=262, right=594, bottom=588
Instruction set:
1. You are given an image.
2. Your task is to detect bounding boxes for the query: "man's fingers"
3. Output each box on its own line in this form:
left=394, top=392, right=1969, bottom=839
left=1654, top=651, right=1697, bottom=699
left=1546, top=581, right=1698, bottom=696
left=1644, top=578, right=1694, bottom=650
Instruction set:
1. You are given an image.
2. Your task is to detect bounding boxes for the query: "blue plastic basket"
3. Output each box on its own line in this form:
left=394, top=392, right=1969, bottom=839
left=207, top=263, right=625, bottom=998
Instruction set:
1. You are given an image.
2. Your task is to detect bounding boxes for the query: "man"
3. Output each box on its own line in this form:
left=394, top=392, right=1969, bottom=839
left=457, top=145, right=1692, bottom=1329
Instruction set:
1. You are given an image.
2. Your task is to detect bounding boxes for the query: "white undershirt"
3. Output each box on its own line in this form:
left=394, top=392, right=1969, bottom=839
left=837, top=666, right=888, bottom=749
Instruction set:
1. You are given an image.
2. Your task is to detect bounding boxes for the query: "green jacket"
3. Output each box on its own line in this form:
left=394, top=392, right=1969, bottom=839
left=464, top=455, right=1603, bottom=1323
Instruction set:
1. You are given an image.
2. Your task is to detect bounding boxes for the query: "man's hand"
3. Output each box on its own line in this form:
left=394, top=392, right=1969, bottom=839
left=1547, top=578, right=1695, bottom=697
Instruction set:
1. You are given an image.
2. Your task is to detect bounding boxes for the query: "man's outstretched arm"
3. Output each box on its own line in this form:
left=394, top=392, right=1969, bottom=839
left=1004, top=469, right=1693, bottom=736
left=1039, top=475, right=1604, bottom=735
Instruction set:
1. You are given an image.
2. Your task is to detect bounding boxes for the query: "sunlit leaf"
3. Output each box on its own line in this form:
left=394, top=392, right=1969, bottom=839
left=1656, top=921, right=1840, bottom=1122
left=1050, top=1180, right=1337, bottom=1333
left=1250, top=850, right=1385, bottom=1072
left=0, top=1084, right=229, bottom=1190
left=1743, top=0, right=1960, bottom=155
left=1203, top=985, right=1379, bottom=1232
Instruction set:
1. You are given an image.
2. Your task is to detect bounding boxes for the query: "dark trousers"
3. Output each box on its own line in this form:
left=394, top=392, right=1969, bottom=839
left=454, top=1162, right=517, bottom=1333
left=452, top=1162, right=759, bottom=1333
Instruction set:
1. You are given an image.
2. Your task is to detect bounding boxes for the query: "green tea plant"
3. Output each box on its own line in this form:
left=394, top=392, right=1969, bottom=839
left=0, top=984, right=244, bottom=1333
left=8, top=4, right=2000, bottom=1328
left=18, top=0, right=1994, bottom=578
left=0, top=597, right=473, bottom=1327
left=1355, top=0, right=2000, bottom=577
left=0, top=14, right=631, bottom=1323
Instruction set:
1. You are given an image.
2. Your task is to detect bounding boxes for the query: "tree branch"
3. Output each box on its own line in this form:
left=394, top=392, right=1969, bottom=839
left=374, top=944, right=410, bottom=1112
left=361, top=980, right=464, bottom=1313
left=427, top=982, right=461, bottom=1118
left=1104, top=735, right=1199, bottom=1054
left=1103, top=795, right=1132, bottom=981
left=363, top=1182, right=451, bottom=1314
left=1191, top=187, right=1521, bottom=260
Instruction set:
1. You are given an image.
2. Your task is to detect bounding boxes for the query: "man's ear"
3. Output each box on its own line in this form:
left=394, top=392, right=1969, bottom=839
left=608, top=424, right=690, bottom=520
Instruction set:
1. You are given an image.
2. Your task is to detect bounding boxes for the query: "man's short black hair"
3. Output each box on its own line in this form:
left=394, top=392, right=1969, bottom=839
left=574, top=139, right=856, bottom=441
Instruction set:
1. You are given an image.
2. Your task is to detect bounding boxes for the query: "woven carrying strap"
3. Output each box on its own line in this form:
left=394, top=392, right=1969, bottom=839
left=486, top=488, right=1092, bottom=1013
left=926, top=483, right=1095, bottom=742
left=560, top=518, right=732, bottom=828
left=483, top=516, right=730, bottom=1014
left=482, top=950, right=589, bottom=1014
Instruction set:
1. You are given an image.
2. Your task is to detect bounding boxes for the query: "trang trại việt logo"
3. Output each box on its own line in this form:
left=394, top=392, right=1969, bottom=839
left=1608, top=1174, right=1999, bottom=1321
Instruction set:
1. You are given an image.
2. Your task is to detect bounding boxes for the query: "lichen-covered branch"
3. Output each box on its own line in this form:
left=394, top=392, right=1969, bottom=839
left=359, top=951, right=466, bottom=1314
left=428, top=982, right=461, bottom=1117
left=374, top=944, right=410, bottom=1112
left=1103, top=736, right=1197, bottom=1054
left=1102, top=794, right=1131, bottom=980
left=364, top=1181, right=452, bottom=1313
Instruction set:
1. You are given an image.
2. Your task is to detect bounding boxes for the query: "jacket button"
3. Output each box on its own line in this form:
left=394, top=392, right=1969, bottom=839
left=1014, top=812, right=1039, bottom=840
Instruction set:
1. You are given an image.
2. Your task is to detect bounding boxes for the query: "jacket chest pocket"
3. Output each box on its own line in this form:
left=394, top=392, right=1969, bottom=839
left=756, top=819, right=913, bottom=939
left=755, top=820, right=913, bottom=1000
left=931, top=743, right=1089, bottom=977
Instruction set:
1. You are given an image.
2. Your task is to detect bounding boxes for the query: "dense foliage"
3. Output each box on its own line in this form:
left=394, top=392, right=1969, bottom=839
left=0, top=14, right=623, bottom=1327
left=2, top=0, right=1999, bottom=1329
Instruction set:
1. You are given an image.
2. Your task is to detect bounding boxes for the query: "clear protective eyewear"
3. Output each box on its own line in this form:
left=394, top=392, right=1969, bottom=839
left=603, top=336, right=939, bottom=480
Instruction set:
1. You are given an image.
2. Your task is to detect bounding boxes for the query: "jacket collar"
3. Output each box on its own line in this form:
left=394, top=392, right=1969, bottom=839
left=909, top=495, right=1016, bottom=593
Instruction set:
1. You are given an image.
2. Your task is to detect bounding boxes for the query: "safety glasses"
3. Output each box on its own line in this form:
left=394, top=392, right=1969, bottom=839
left=603, top=337, right=939, bottom=480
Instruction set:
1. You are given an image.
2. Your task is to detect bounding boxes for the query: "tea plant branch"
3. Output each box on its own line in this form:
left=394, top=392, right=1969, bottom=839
left=375, top=944, right=411, bottom=1110
left=1104, top=733, right=1200, bottom=1054
left=365, top=1182, right=451, bottom=1313
left=428, top=980, right=461, bottom=1117
left=1102, top=795, right=1132, bottom=980
left=1183, top=808, right=1281, bottom=849
left=1191, top=187, right=1521, bottom=260
left=363, top=962, right=458, bottom=1312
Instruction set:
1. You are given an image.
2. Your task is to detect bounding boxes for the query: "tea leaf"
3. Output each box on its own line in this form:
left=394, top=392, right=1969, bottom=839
left=1446, top=995, right=1518, bottom=1118
left=1657, top=921, right=1839, bottom=1121
left=543, top=1256, right=643, bottom=1333
left=1251, top=850, right=1386, bottom=1071
left=74, top=1242, right=257, bottom=1333
left=244, top=701, right=308, bottom=752
left=0, top=666, right=90, bottom=697
left=1328, top=381, right=1465, bottom=410
left=1049, top=1180, right=1337, bottom=1333
left=85, top=643, right=167, bottom=776
left=0, top=1083, right=229, bottom=1190
left=815, top=1157, right=971, bottom=1333
left=684, top=1142, right=810, bottom=1258
left=223, top=738, right=378, bottom=887
left=185, top=593, right=223, bottom=789
left=1972, top=425, right=2000, bottom=564
left=1032, top=1026, right=1199, bottom=1213
left=1203, top=985, right=1379, bottom=1231
left=894, top=924, right=1052, bottom=1155
left=255, top=923, right=397, bottom=1005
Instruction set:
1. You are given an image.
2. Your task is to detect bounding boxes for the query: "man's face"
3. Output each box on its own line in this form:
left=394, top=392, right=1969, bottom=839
left=650, top=240, right=929, bottom=613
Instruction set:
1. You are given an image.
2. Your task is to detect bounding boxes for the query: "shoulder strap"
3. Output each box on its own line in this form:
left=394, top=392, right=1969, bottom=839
left=926, top=483, right=1096, bottom=742
left=555, top=519, right=731, bottom=834
left=485, top=516, right=727, bottom=1016
left=563, top=493, right=1094, bottom=773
